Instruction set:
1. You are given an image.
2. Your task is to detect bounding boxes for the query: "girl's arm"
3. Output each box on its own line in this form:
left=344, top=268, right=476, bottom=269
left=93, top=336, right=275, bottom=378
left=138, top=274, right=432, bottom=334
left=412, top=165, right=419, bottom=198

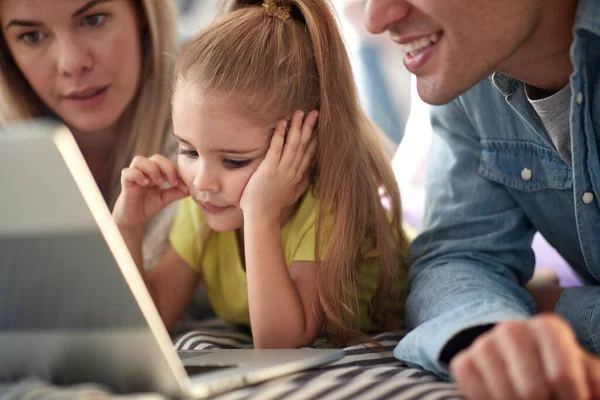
left=240, top=110, right=320, bottom=348
left=244, top=215, right=323, bottom=348
left=113, top=154, right=199, bottom=330
left=145, top=245, right=202, bottom=331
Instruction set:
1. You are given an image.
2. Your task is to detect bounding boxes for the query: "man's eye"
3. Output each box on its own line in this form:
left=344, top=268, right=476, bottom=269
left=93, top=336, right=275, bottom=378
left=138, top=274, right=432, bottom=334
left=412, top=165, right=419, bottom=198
left=81, top=14, right=107, bottom=27
left=19, top=31, right=47, bottom=44
left=223, top=159, right=250, bottom=169
left=178, top=149, right=198, bottom=158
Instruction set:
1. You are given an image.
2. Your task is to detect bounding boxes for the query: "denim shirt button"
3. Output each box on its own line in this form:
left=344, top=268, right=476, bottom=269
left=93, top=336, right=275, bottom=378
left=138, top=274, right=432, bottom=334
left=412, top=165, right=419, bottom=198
left=576, top=92, right=583, bottom=104
left=520, top=168, right=533, bottom=181
left=582, top=192, right=594, bottom=204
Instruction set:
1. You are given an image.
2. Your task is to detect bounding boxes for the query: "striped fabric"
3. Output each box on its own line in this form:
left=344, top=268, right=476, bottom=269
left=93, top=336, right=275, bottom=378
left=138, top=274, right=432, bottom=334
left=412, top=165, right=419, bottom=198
left=174, top=319, right=461, bottom=399
left=0, top=319, right=462, bottom=399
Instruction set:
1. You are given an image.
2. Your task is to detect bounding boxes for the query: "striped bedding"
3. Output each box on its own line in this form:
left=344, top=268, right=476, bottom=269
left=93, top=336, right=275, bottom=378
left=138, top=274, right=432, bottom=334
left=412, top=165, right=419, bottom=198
left=0, top=319, right=461, bottom=399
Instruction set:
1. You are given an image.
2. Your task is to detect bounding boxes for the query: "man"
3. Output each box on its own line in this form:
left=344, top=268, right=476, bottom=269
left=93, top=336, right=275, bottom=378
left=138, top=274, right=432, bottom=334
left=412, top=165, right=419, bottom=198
left=363, top=0, right=600, bottom=398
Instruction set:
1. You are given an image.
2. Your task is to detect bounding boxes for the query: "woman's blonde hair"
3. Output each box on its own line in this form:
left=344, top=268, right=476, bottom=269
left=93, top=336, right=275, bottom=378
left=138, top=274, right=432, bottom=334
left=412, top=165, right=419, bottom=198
left=175, top=0, right=408, bottom=345
left=0, top=0, right=178, bottom=204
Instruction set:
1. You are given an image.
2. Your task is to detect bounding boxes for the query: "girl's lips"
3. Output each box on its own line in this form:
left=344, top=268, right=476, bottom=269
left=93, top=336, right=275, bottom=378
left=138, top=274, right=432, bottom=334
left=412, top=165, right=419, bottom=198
left=198, top=200, right=231, bottom=214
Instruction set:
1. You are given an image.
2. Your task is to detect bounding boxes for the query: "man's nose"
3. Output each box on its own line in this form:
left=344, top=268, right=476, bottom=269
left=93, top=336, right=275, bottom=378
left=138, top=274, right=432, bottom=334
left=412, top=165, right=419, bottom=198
left=364, top=0, right=411, bottom=35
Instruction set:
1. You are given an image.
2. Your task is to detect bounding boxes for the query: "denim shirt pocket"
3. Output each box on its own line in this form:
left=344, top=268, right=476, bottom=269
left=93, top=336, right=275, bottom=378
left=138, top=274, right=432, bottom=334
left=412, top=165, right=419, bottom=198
left=478, top=141, right=572, bottom=192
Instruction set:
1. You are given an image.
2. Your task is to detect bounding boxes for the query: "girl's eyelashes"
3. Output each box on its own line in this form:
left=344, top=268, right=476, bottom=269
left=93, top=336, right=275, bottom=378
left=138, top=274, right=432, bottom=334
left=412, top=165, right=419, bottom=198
left=178, top=148, right=198, bottom=158
left=177, top=148, right=251, bottom=168
left=223, top=159, right=251, bottom=169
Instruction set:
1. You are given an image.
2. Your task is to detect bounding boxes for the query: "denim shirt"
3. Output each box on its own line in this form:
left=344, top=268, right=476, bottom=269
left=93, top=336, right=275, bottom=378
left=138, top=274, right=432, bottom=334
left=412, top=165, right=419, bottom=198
left=394, top=0, right=600, bottom=379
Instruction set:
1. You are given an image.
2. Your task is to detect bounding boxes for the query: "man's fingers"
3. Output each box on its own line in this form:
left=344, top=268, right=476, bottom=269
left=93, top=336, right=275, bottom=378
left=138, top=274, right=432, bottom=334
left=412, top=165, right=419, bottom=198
left=494, top=322, right=550, bottom=399
left=584, top=352, right=600, bottom=398
left=532, top=315, right=589, bottom=400
left=469, top=334, right=518, bottom=400
left=451, top=351, right=491, bottom=400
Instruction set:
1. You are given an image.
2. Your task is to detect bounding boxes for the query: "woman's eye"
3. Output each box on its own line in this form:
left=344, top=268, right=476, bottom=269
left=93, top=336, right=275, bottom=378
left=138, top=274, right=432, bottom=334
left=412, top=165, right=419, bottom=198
left=223, top=159, right=250, bottom=169
left=178, top=149, right=198, bottom=158
left=81, top=14, right=106, bottom=27
left=19, top=31, right=47, bottom=44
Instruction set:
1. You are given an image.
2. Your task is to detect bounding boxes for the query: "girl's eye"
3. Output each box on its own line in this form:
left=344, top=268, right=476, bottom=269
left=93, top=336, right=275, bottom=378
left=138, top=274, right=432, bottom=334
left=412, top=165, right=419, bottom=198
left=178, top=149, right=198, bottom=158
left=223, top=159, right=250, bottom=169
left=81, top=14, right=107, bottom=27
left=19, top=31, right=47, bottom=45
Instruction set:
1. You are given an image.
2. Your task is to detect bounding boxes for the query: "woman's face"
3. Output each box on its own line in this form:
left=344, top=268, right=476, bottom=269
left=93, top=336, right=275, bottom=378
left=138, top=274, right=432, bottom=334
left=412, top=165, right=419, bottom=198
left=0, top=0, right=143, bottom=136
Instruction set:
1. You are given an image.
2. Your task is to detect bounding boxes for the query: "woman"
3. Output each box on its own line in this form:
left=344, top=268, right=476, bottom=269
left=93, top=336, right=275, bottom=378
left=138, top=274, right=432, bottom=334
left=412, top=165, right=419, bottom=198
left=0, top=0, right=178, bottom=267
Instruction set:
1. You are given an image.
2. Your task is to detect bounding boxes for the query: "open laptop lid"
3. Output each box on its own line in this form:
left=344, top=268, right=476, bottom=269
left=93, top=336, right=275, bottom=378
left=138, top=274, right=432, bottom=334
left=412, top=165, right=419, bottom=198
left=0, top=121, right=189, bottom=397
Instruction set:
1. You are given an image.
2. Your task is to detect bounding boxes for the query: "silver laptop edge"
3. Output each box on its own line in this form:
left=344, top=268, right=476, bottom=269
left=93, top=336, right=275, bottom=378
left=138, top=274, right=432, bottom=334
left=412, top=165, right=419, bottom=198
left=0, top=122, right=344, bottom=398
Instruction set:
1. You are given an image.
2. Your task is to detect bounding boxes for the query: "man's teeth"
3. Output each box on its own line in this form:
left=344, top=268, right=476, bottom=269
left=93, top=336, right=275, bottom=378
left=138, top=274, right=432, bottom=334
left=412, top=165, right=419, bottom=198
left=398, top=32, right=441, bottom=57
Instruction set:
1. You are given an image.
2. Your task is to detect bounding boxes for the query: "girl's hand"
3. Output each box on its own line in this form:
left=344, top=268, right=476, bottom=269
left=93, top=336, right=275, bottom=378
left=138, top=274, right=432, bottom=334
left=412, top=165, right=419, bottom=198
left=113, top=154, right=189, bottom=230
left=240, top=110, right=318, bottom=220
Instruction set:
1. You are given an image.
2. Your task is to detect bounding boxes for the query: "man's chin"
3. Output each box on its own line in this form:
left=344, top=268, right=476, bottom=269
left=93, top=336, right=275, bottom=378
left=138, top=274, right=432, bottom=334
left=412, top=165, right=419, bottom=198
left=415, top=78, right=474, bottom=106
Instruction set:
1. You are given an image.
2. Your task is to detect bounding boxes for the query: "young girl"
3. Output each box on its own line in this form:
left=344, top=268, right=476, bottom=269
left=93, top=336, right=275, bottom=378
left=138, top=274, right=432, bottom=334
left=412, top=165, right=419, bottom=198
left=112, top=0, right=408, bottom=348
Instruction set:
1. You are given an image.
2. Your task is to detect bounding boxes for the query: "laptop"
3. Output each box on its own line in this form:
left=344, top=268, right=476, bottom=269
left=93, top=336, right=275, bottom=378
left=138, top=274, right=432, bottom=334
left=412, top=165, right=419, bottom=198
left=0, top=121, right=344, bottom=398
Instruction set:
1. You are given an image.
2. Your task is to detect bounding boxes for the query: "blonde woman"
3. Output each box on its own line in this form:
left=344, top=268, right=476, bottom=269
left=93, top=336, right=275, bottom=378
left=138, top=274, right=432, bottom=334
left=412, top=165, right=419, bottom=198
left=0, top=0, right=178, bottom=267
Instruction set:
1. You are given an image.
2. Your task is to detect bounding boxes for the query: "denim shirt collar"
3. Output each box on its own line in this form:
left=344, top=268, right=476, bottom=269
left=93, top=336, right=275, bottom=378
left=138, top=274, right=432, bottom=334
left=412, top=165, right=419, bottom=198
left=491, top=73, right=519, bottom=97
left=574, top=0, right=600, bottom=36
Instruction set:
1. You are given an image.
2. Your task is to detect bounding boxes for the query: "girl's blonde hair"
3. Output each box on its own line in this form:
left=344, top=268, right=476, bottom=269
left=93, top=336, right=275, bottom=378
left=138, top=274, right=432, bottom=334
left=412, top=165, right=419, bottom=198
left=175, top=0, right=407, bottom=345
left=0, top=0, right=178, bottom=205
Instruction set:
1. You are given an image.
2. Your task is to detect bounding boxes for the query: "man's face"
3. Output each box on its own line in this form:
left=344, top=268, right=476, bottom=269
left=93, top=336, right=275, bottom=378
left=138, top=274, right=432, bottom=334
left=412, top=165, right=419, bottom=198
left=364, top=0, right=541, bottom=105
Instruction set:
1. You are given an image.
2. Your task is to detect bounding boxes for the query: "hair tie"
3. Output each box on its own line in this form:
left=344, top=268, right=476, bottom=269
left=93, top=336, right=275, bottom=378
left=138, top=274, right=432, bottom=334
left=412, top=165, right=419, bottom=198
left=262, top=0, right=291, bottom=21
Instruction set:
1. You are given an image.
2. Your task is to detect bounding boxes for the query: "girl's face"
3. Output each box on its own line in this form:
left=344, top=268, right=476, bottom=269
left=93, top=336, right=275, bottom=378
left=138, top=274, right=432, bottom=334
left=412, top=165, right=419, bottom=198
left=0, top=0, right=143, bottom=136
left=172, top=86, right=273, bottom=232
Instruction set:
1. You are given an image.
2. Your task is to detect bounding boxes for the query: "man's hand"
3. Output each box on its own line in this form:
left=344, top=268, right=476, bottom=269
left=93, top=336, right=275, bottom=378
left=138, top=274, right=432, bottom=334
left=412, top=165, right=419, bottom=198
left=451, top=315, right=600, bottom=400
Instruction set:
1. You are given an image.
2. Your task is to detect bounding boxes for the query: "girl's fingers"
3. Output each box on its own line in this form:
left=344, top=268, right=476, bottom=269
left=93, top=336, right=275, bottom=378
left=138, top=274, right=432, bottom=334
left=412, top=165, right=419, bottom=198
left=265, top=120, right=287, bottom=164
left=301, top=110, right=319, bottom=140
left=130, top=156, right=162, bottom=186
left=280, top=111, right=305, bottom=169
left=292, top=110, right=317, bottom=171
left=121, top=168, right=150, bottom=188
left=149, top=154, right=180, bottom=188
left=297, top=139, right=317, bottom=176
left=160, top=186, right=189, bottom=206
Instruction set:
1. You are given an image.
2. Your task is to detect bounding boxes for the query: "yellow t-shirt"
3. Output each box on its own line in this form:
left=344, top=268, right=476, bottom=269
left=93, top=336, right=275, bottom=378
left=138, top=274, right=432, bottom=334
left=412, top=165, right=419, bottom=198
left=169, top=189, right=406, bottom=330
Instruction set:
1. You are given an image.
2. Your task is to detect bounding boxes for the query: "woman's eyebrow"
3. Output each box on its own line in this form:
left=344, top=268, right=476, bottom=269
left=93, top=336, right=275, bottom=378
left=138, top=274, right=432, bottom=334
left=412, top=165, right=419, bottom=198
left=72, top=0, right=112, bottom=18
left=5, top=19, right=42, bottom=29
left=5, top=0, right=112, bottom=29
